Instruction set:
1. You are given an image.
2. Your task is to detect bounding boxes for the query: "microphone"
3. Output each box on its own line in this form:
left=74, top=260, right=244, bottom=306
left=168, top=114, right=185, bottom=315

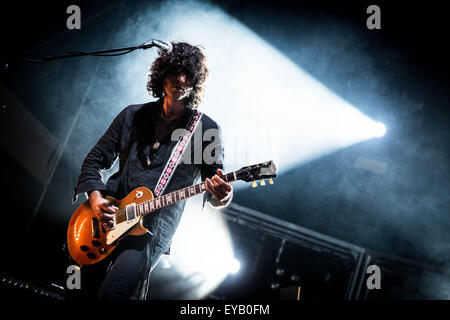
left=141, top=39, right=173, bottom=53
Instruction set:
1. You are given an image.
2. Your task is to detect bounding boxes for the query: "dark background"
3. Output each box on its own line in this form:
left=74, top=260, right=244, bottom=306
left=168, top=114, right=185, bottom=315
left=0, top=0, right=448, bottom=299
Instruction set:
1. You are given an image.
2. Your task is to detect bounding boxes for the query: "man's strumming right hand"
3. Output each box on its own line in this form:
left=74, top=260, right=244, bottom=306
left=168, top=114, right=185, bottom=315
left=88, top=190, right=118, bottom=229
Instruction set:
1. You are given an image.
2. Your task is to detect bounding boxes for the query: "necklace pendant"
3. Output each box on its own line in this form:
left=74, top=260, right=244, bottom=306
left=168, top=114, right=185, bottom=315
left=153, top=141, right=160, bottom=150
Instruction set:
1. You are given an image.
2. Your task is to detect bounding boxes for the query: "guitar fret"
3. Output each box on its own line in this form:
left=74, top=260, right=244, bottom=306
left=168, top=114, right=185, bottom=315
left=135, top=172, right=236, bottom=217
left=142, top=181, right=212, bottom=216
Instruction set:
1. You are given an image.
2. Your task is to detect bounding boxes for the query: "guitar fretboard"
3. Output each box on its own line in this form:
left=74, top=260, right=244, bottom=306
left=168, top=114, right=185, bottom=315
left=116, top=172, right=236, bottom=223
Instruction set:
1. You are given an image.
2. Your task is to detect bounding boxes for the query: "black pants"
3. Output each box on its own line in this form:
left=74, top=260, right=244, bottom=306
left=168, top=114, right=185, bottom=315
left=97, top=232, right=163, bottom=300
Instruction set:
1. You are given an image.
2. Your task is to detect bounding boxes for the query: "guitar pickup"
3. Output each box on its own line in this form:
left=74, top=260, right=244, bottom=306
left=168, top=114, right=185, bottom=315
left=126, top=203, right=137, bottom=222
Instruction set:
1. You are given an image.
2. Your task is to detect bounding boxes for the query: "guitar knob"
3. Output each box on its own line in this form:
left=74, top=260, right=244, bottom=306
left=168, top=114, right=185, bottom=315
left=91, top=240, right=101, bottom=247
left=86, top=252, right=97, bottom=259
left=80, top=245, right=89, bottom=252
left=252, top=181, right=257, bottom=188
left=260, top=180, right=266, bottom=186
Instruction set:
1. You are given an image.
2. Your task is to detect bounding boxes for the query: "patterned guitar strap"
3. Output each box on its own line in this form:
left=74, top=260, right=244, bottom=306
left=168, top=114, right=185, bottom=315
left=153, top=108, right=203, bottom=198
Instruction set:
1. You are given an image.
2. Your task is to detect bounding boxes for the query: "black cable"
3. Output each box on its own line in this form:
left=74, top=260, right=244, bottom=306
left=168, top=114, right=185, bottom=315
left=68, top=49, right=137, bottom=57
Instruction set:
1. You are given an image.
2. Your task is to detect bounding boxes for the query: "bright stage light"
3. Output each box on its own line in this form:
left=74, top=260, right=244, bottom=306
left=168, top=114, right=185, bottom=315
left=168, top=197, right=235, bottom=298
left=228, top=258, right=241, bottom=275
left=373, top=122, right=387, bottom=137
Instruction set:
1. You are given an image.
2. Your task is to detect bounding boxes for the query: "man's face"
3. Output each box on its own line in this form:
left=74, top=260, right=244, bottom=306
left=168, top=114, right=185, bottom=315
left=163, top=71, right=193, bottom=101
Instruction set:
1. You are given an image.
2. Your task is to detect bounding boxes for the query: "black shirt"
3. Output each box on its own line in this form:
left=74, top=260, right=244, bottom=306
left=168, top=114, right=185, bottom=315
left=73, top=98, right=225, bottom=254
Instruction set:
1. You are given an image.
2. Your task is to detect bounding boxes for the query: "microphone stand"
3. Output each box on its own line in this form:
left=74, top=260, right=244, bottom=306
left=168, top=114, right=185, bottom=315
left=4, top=39, right=164, bottom=64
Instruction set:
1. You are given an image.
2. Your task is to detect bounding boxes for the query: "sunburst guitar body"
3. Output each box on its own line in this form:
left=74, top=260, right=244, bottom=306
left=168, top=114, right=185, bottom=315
left=67, top=187, right=153, bottom=266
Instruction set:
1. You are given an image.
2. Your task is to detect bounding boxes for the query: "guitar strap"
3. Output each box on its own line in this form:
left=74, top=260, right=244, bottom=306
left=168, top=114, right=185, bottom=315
left=153, top=108, right=203, bottom=197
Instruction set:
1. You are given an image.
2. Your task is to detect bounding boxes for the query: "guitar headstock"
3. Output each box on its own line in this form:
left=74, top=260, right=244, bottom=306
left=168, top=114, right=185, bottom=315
left=235, top=160, right=277, bottom=184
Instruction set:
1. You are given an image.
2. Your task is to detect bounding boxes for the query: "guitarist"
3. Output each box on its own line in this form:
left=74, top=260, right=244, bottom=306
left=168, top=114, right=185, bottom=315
left=72, top=42, right=233, bottom=300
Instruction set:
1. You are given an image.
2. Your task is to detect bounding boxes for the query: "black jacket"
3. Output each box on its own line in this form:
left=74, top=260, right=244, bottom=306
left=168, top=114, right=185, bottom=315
left=73, top=98, right=226, bottom=255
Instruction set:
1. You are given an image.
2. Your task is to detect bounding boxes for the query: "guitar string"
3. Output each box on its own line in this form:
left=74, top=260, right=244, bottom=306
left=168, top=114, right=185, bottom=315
left=112, top=182, right=208, bottom=219
left=109, top=172, right=236, bottom=220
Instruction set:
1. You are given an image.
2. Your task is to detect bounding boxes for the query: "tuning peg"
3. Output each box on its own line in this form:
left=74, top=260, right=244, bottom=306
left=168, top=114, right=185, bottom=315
left=269, top=178, right=274, bottom=184
left=260, top=180, right=266, bottom=186
left=252, top=181, right=257, bottom=188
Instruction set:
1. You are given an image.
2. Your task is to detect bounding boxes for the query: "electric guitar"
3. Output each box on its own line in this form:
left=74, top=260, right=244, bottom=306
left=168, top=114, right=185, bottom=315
left=67, top=160, right=277, bottom=266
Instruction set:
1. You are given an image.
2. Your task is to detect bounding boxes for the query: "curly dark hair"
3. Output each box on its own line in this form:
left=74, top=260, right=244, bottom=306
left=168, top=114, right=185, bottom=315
left=146, top=42, right=209, bottom=109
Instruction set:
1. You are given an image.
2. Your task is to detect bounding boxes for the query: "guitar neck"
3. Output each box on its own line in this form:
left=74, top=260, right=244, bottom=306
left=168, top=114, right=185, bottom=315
left=136, top=172, right=237, bottom=218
